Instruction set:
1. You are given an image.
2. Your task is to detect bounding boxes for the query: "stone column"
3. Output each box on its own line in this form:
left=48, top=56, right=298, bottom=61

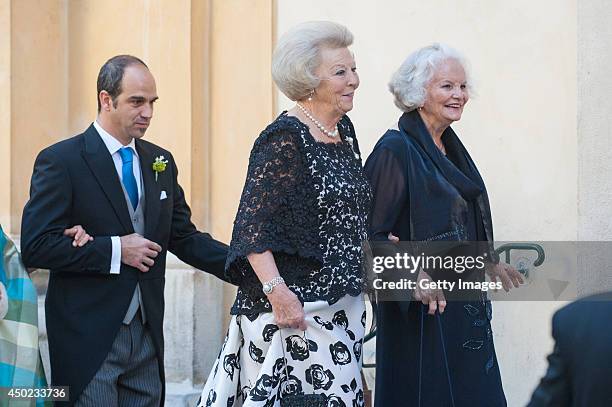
left=0, top=0, right=11, bottom=230
left=5, top=0, right=68, bottom=234
left=577, top=0, right=612, bottom=292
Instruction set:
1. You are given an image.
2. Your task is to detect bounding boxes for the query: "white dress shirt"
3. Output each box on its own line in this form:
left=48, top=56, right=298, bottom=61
left=93, top=120, right=143, bottom=274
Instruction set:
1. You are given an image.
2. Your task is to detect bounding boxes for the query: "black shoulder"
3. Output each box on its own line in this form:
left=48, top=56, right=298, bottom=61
left=368, top=129, right=408, bottom=160
left=253, top=114, right=306, bottom=150
left=552, top=294, right=612, bottom=347
left=554, top=291, right=612, bottom=329
left=39, top=132, right=87, bottom=163
left=48, top=132, right=84, bottom=151
left=379, top=129, right=406, bottom=149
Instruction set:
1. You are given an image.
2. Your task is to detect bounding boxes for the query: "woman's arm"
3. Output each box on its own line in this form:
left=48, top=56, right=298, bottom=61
left=247, top=251, right=306, bottom=330
left=365, top=144, right=447, bottom=313
left=226, top=127, right=308, bottom=328
left=364, top=146, right=408, bottom=241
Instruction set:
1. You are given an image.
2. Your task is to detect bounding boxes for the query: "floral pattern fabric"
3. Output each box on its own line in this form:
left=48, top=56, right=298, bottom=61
left=197, top=295, right=366, bottom=407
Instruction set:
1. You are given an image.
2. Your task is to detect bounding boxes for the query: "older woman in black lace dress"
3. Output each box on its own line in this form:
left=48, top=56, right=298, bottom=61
left=198, top=21, right=370, bottom=407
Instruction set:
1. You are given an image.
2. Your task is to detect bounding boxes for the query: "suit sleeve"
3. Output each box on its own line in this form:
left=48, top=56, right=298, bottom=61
left=21, top=148, right=113, bottom=273
left=166, top=154, right=231, bottom=284
left=526, top=312, right=571, bottom=407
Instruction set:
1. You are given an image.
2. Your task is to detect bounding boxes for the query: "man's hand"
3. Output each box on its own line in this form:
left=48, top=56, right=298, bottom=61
left=64, top=225, right=94, bottom=247
left=120, top=233, right=162, bottom=272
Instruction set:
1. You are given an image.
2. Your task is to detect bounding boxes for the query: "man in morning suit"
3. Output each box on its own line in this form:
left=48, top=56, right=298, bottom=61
left=21, top=55, right=230, bottom=406
left=527, top=291, right=612, bottom=407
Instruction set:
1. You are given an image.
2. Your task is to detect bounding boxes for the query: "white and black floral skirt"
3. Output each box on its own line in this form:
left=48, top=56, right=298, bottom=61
left=197, top=294, right=365, bottom=407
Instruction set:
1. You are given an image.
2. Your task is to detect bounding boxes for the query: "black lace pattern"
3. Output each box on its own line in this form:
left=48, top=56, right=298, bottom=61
left=226, top=113, right=371, bottom=315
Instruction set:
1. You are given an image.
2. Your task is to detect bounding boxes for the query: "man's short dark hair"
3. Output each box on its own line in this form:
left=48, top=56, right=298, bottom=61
left=96, top=55, right=148, bottom=112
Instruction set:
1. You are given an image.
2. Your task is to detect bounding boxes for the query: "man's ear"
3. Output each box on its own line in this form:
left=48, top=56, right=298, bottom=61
left=99, top=90, right=113, bottom=111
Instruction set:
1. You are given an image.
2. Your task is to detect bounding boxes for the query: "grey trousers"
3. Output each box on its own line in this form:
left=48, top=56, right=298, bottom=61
left=76, top=314, right=161, bottom=407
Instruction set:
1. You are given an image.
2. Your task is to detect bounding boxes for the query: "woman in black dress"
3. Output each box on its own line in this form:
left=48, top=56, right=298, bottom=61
left=365, top=43, right=523, bottom=407
left=198, top=21, right=370, bottom=407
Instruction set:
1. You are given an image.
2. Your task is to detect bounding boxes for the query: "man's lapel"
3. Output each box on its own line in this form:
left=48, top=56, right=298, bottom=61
left=81, top=124, right=134, bottom=233
left=136, top=140, right=161, bottom=239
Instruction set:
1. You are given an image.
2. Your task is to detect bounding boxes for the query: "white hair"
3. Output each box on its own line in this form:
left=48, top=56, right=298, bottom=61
left=389, top=43, right=473, bottom=112
left=272, top=21, right=354, bottom=101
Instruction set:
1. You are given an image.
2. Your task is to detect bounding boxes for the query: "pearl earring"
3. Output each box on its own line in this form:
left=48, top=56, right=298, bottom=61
left=307, top=90, right=314, bottom=101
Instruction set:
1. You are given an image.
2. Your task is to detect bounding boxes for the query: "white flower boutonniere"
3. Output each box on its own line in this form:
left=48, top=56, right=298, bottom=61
left=152, top=156, right=168, bottom=181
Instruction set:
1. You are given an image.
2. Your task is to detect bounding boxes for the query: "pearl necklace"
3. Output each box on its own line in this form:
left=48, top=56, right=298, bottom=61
left=296, top=103, right=339, bottom=138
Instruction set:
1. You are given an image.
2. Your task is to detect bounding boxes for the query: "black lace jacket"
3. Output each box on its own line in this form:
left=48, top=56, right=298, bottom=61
left=226, top=112, right=371, bottom=315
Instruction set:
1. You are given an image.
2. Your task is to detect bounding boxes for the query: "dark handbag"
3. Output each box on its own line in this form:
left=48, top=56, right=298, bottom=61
left=279, top=393, right=327, bottom=407
left=278, top=330, right=327, bottom=407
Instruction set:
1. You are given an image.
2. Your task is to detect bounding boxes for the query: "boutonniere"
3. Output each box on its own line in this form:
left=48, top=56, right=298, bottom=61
left=152, top=156, right=168, bottom=181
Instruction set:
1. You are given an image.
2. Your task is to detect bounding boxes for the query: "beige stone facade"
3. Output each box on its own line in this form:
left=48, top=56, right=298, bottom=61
left=1, top=0, right=276, bottom=237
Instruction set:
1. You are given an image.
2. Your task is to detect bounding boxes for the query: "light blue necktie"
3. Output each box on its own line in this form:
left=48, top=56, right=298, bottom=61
left=118, top=147, right=139, bottom=210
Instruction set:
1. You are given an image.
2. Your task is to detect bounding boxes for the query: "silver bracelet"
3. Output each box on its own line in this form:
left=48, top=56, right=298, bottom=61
left=262, top=276, right=285, bottom=295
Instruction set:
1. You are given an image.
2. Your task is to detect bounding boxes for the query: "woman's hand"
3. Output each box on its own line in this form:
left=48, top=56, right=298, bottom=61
left=414, top=270, right=446, bottom=315
left=247, top=250, right=306, bottom=330
left=486, top=262, right=524, bottom=292
left=63, top=225, right=94, bottom=247
left=267, top=284, right=307, bottom=331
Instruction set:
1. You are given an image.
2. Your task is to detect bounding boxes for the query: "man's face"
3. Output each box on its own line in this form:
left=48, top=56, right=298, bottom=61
left=104, top=64, right=158, bottom=143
